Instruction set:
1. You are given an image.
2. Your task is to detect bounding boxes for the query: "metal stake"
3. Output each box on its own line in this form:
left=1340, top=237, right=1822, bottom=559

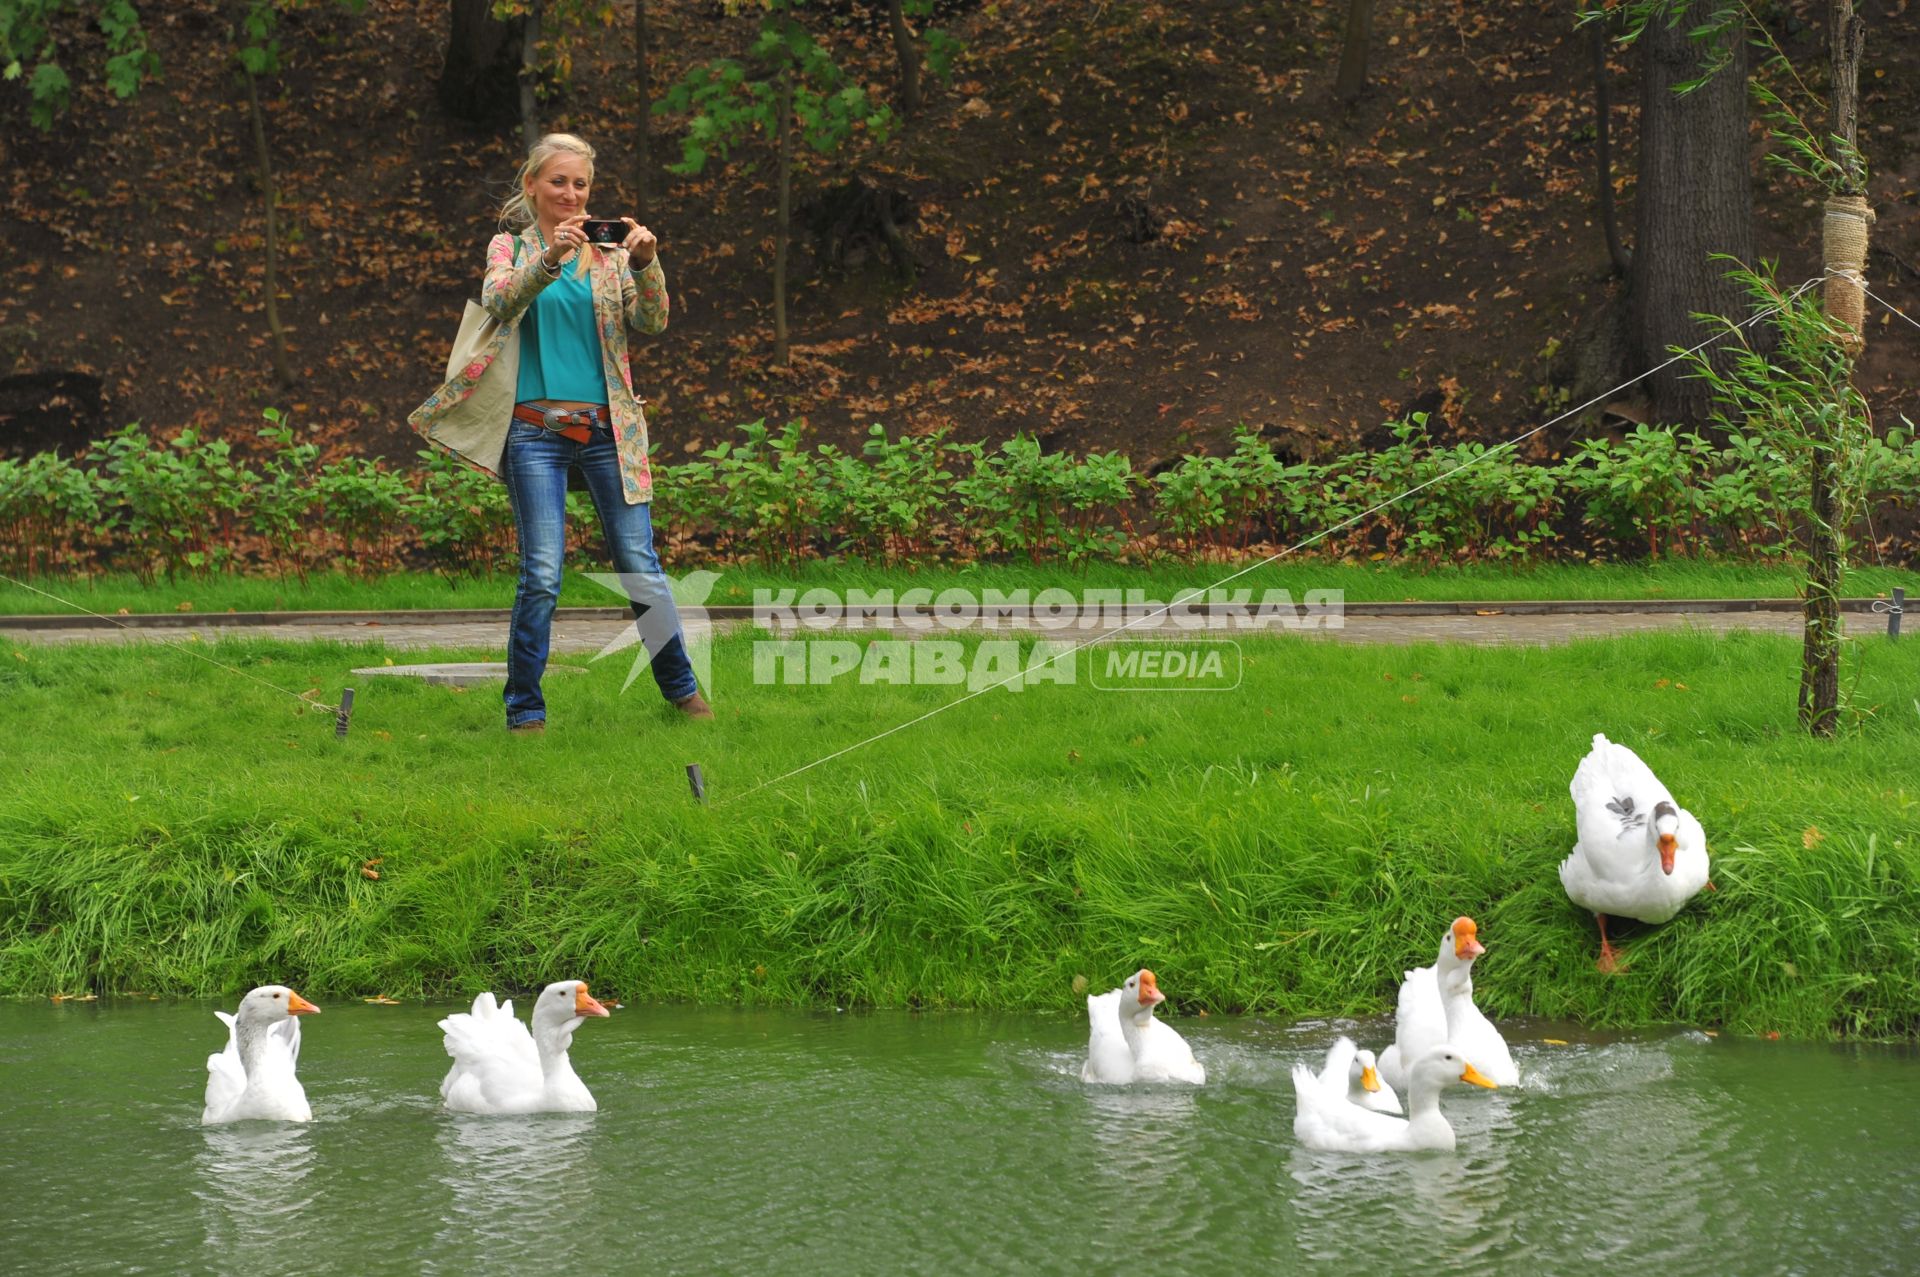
left=335, top=687, right=355, bottom=738
left=686, top=763, right=707, bottom=803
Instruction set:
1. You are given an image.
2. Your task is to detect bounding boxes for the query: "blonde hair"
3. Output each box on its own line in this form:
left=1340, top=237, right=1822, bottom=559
left=498, top=133, right=597, bottom=231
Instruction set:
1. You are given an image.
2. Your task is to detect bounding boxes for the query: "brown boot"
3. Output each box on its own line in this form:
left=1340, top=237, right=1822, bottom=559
left=673, top=692, right=715, bottom=720
left=508, top=719, right=546, bottom=734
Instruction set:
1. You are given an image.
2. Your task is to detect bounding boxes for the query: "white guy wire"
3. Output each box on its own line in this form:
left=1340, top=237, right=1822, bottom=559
left=0, top=571, right=342, bottom=715
left=724, top=276, right=1826, bottom=804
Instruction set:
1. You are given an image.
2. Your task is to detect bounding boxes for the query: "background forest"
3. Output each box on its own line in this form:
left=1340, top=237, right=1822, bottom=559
left=1, top=0, right=1917, bottom=555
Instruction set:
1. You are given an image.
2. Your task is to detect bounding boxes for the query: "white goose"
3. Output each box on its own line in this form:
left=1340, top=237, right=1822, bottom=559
left=1309, top=1036, right=1402, bottom=1115
left=202, top=985, right=321, bottom=1125
left=1292, top=1044, right=1496, bottom=1153
left=439, top=981, right=610, bottom=1115
left=1080, top=969, right=1206, bottom=1085
left=1562, top=732, right=1712, bottom=972
left=1378, top=917, right=1519, bottom=1089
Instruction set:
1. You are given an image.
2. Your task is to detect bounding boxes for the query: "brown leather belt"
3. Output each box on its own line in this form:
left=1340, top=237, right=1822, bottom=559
left=512, top=403, right=607, bottom=444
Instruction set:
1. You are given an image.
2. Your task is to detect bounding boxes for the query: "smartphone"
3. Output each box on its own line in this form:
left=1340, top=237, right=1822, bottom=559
left=582, top=219, right=628, bottom=247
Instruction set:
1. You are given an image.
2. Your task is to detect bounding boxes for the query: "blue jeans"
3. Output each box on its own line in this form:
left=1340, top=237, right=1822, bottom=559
left=502, top=420, right=699, bottom=726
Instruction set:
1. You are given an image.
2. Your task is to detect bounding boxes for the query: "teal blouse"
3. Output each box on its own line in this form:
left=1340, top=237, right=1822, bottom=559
left=515, top=260, right=607, bottom=405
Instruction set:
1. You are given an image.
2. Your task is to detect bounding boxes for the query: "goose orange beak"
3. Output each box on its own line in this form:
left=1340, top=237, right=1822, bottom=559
left=1361, top=1066, right=1381, bottom=1093
left=574, top=984, right=610, bottom=1017
left=1658, top=832, right=1677, bottom=874
left=287, top=992, right=320, bottom=1015
left=1460, top=1062, right=1497, bottom=1089
left=1453, top=917, right=1485, bottom=960
left=1137, top=970, right=1166, bottom=1008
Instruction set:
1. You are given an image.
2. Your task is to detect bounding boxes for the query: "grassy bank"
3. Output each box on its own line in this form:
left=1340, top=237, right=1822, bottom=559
left=3, top=559, right=1916, bottom=616
left=2, top=626, right=1917, bottom=1039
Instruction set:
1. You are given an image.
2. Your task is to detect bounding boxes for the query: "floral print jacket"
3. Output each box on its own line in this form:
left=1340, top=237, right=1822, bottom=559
left=408, top=227, right=671, bottom=504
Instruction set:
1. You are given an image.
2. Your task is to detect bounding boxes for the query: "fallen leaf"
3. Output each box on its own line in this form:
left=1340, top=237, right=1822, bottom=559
left=1803, top=826, right=1825, bottom=849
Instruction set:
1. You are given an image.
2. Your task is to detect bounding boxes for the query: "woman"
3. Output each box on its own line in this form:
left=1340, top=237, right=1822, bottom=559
left=418, top=132, right=709, bottom=731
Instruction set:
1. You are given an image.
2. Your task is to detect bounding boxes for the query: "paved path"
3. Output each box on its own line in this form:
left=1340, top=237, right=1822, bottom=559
left=1, top=609, right=1882, bottom=653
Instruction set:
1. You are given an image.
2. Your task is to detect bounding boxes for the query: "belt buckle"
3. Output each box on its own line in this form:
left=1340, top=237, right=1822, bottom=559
left=541, top=406, right=584, bottom=432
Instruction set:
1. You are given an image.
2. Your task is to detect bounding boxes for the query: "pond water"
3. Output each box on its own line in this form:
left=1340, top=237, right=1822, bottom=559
left=2, top=1001, right=1915, bottom=1274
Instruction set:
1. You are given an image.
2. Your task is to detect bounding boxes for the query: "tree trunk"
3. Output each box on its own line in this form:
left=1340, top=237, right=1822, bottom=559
left=1802, top=0, right=1868, bottom=737
left=438, top=0, right=520, bottom=124
left=1589, top=21, right=1630, bottom=277
left=1630, top=2, right=1753, bottom=426
left=1335, top=0, right=1375, bottom=102
left=634, top=0, right=651, bottom=221
left=245, top=71, right=294, bottom=390
left=883, top=0, right=922, bottom=116
left=773, top=67, right=793, bottom=367
left=520, top=0, right=543, bottom=150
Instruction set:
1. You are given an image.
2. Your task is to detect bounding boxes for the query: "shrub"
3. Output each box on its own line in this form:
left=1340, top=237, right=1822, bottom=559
left=310, top=455, right=412, bottom=573
left=1559, top=424, right=1713, bottom=559
left=701, top=420, right=830, bottom=564
left=92, top=425, right=254, bottom=579
left=842, top=423, right=959, bottom=562
left=1151, top=450, right=1235, bottom=555
left=410, top=449, right=514, bottom=577
left=249, top=409, right=322, bottom=579
left=956, top=435, right=1134, bottom=562
left=0, top=451, right=101, bottom=575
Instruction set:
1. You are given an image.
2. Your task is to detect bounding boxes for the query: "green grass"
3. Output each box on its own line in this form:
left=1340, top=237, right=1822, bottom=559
left=3, top=559, right=1915, bottom=616
left=2, top=626, right=1917, bottom=1040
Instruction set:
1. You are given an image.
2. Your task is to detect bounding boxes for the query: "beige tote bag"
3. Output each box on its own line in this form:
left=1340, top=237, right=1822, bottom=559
left=417, top=240, right=525, bottom=478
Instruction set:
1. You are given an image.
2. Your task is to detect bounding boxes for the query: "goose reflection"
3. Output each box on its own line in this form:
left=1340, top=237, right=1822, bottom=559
left=1082, top=1083, right=1202, bottom=1194
left=193, top=1122, right=318, bottom=1276
left=429, top=1114, right=598, bottom=1273
left=1286, top=1137, right=1515, bottom=1264
left=1286, top=1058, right=1520, bottom=1265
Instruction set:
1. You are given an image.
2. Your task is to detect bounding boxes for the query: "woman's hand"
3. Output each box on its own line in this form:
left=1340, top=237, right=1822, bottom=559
left=544, top=212, right=591, bottom=269
left=620, top=217, right=658, bottom=266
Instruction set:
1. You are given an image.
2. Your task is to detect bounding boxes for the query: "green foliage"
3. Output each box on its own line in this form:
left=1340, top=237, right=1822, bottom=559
left=0, top=0, right=156, bottom=129
left=1685, top=265, right=1877, bottom=567
left=409, top=449, right=515, bottom=578
left=0, top=449, right=98, bottom=574
left=229, top=0, right=367, bottom=78
left=829, top=422, right=956, bottom=561
left=903, top=0, right=962, bottom=82
left=657, top=3, right=894, bottom=177
left=91, top=424, right=254, bottom=580
left=1342, top=416, right=1561, bottom=563
left=309, top=454, right=411, bottom=574
left=7, top=411, right=1920, bottom=580
left=1559, top=424, right=1713, bottom=559
left=249, top=408, right=321, bottom=578
left=954, top=435, right=1134, bottom=562
left=700, top=418, right=829, bottom=564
